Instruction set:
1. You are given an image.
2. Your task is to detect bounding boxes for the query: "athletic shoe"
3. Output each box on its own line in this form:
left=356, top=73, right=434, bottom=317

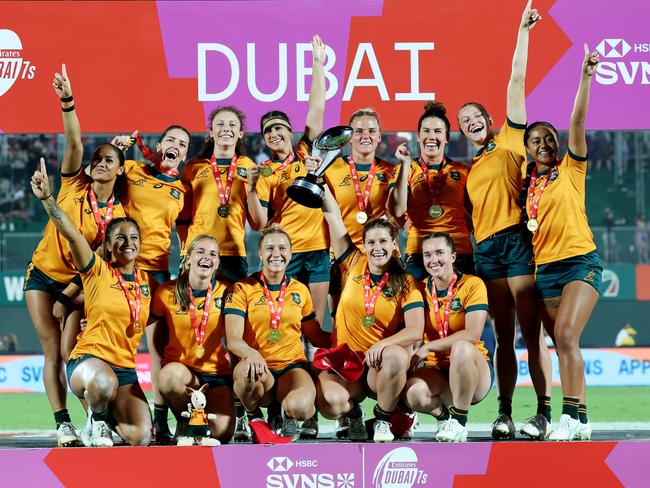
left=520, top=414, right=552, bottom=440
left=549, top=414, right=580, bottom=441
left=90, top=420, right=113, bottom=447
left=176, top=436, right=194, bottom=446
left=79, top=414, right=93, bottom=447
left=56, top=421, right=80, bottom=447
left=269, top=415, right=283, bottom=435
left=436, top=418, right=449, bottom=434
left=300, top=415, right=319, bottom=440
left=491, top=413, right=516, bottom=440
left=234, top=415, right=252, bottom=442
left=348, top=417, right=368, bottom=441
left=335, top=417, right=350, bottom=440
left=373, top=420, right=394, bottom=443
left=280, top=415, right=300, bottom=439
left=153, top=419, right=175, bottom=445
left=435, top=418, right=468, bottom=442
left=576, top=421, right=592, bottom=441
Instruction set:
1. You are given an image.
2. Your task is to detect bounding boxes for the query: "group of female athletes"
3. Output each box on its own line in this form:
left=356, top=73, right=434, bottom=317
left=26, top=0, right=603, bottom=447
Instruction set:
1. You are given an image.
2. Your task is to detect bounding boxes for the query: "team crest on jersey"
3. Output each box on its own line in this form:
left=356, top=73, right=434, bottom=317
left=140, top=284, right=150, bottom=297
left=224, top=290, right=234, bottom=303
left=485, top=140, right=497, bottom=153
left=133, top=178, right=146, bottom=186
left=583, top=270, right=596, bottom=282
left=256, top=295, right=268, bottom=306
left=382, top=287, right=396, bottom=298
left=279, top=171, right=291, bottom=184
left=291, top=292, right=301, bottom=305
left=450, top=297, right=461, bottom=311
left=236, top=167, right=248, bottom=178
left=449, top=171, right=461, bottom=181
left=74, top=196, right=84, bottom=205
left=549, top=168, right=559, bottom=182
left=339, top=175, right=352, bottom=187
left=197, top=168, right=210, bottom=179
left=169, top=188, right=181, bottom=200
left=214, top=297, right=223, bottom=309
left=376, top=173, right=388, bottom=183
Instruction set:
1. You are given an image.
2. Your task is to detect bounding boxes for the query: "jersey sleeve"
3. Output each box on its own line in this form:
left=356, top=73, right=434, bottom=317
left=463, top=276, right=489, bottom=313
left=500, top=120, right=527, bottom=159
left=401, top=276, right=425, bottom=312
left=295, top=136, right=312, bottom=161
left=334, top=246, right=363, bottom=275
left=150, top=283, right=169, bottom=319
left=59, top=167, right=89, bottom=198
left=223, top=282, right=248, bottom=318
left=300, top=285, right=316, bottom=322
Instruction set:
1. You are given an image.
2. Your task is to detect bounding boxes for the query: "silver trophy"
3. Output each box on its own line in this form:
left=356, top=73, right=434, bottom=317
left=286, top=125, right=353, bottom=208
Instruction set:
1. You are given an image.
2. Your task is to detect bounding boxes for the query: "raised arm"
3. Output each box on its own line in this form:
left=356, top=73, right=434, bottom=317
left=506, top=0, right=541, bottom=125
left=386, top=143, right=412, bottom=218
left=53, top=64, right=83, bottom=175
left=568, top=44, right=599, bottom=158
left=304, top=35, right=326, bottom=141
left=31, top=158, right=94, bottom=270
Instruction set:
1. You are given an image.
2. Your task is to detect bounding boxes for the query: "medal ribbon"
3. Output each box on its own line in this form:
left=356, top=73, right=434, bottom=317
left=133, top=134, right=179, bottom=177
left=88, top=187, right=114, bottom=246
left=419, top=158, right=447, bottom=205
left=188, top=283, right=213, bottom=347
left=349, top=156, right=377, bottom=215
left=430, top=273, right=458, bottom=338
left=209, top=154, right=239, bottom=207
left=363, top=266, right=390, bottom=316
left=527, top=167, right=553, bottom=221
left=260, top=151, right=294, bottom=174
left=260, top=273, right=287, bottom=333
left=114, top=268, right=142, bottom=328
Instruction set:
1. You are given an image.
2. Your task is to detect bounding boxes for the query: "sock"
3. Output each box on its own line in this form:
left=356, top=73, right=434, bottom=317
left=267, top=401, right=282, bottom=420
left=54, top=409, right=71, bottom=428
left=373, top=404, right=393, bottom=423
left=246, top=407, right=264, bottom=421
left=537, top=395, right=552, bottom=422
left=397, top=400, right=414, bottom=415
left=234, top=399, right=245, bottom=418
left=348, top=403, right=363, bottom=420
left=449, top=406, right=469, bottom=426
left=434, top=405, right=450, bottom=421
left=91, top=410, right=109, bottom=422
left=153, top=403, right=169, bottom=424
left=562, top=396, right=580, bottom=420
left=578, top=403, right=588, bottom=424
left=497, top=396, right=512, bottom=417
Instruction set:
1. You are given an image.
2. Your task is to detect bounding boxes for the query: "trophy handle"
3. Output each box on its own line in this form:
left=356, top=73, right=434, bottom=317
left=313, top=149, right=342, bottom=178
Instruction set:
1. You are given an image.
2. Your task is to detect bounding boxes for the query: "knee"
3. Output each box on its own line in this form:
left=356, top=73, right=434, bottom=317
left=449, top=341, right=475, bottom=363
left=317, top=387, right=350, bottom=419
left=283, top=392, right=315, bottom=420
left=405, top=380, right=431, bottom=412
left=159, top=363, right=190, bottom=393
left=554, top=325, right=579, bottom=353
left=122, top=424, right=152, bottom=447
left=379, top=346, right=409, bottom=376
left=88, top=373, right=118, bottom=400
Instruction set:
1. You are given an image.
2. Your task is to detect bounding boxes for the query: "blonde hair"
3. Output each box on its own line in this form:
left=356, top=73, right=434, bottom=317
left=175, top=235, right=220, bottom=311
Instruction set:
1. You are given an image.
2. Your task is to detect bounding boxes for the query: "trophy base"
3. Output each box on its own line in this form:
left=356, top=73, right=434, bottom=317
left=286, top=177, right=324, bottom=208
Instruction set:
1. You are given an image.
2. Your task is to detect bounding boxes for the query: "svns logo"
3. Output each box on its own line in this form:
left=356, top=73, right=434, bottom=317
left=0, top=30, right=37, bottom=97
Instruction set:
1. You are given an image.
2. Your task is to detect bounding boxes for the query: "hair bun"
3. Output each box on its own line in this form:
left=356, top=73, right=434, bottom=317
left=423, top=101, right=447, bottom=116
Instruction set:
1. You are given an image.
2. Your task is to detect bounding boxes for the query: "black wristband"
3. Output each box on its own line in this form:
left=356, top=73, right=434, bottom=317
left=56, top=293, right=73, bottom=308
left=60, top=95, right=74, bottom=103
left=62, top=105, right=75, bottom=112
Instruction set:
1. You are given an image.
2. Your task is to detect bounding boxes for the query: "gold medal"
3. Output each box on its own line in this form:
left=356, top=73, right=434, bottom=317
left=362, top=314, right=375, bottom=328
left=132, top=322, right=141, bottom=334
left=428, top=204, right=443, bottom=219
left=268, top=329, right=282, bottom=343
left=356, top=211, right=368, bottom=225
left=217, top=204, right=230, bottom=218
left=194, top=345, right=205, bottom=359
left=260, top=165, right=273, bottom=177
left=527, top=218, right=539, bottom=232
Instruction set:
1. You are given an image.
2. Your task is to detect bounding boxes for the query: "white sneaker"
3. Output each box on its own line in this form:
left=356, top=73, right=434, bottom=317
left=373, top=419, right=394, bottom=443
left=520, top=414, right=552, bottom=440
left=90, top=420, right=114, bottom=447
left=436, top=418, right=449, bottom=434
left=548, top=414, right=580, bottom=441
left=79, top=414, right=93, bottom=447
left=56, top=421, right=80, bottom=447
left=234, top=415, right=252, bottom=442
left=577, top=421, right=592, bottom=441
left=335, top=417, right=350, bottom=440
left=435, top=418, right=468, bottom=442
left=348, top=417, right=368, bottom=441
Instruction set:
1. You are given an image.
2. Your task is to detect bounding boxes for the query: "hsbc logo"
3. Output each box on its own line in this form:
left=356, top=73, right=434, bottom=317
left=268, top=457, right=294, bottom=472
left=596, top=39, right=631, bottom=58
left=0, top=29, right=37, bottom=97
left=266, top=456, right=355, bottom=488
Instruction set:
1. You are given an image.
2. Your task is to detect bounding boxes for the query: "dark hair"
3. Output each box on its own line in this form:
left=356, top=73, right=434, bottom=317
left=349, top=108, right=381, bottom=131
left=422, top=232, right=456, bottom=253
left=524, top=121, right=559, bottom=146
left=362, top=216, right=407, bottom=297
left=260, top=111, right=292, bottom=133
left=103, top=217, right=141, bottom=261
left=175, top=235, right=219, bottom=311
left=198, top=106, right=247, bottom=159
left=158, top=125, right=191, bottom=145
left=258, top=223, right=292, bottom=249
left=90, top=143, right=126, bottom=199
left=457, top=102, right=491, bottom=136
left=418, top=101, right=451, bottom=142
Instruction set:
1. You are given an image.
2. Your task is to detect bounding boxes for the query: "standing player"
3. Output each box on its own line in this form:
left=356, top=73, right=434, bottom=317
left=523, top=46, right=601, bottom=441
left=179, top=106, right=255, bottom=284
left=223, top=226, right=330, bottom=439
left=389, top=102, right=474, bottom=280
left=31, top=159, right=153, bottom=447
left=151, top=235, right=234, bottom=444
left=457, top=0, right=552, bottom=439
left=405, top=233, right=492, bottom=442
left=316, top=180, right=424, bottom=442
left=24, top=65, right=126, bottom=446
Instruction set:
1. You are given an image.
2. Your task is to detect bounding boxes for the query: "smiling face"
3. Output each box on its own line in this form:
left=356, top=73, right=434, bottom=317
left=156, top=128, right=190, bottom=170
left=259, top=232, right=292, bottom=275
left=458, top=103, right=492, bottom=147
left=186, top=237, right=220, bottom=281
left=350, top=115, right=381, bottom=159
left=363, top=226, right=397, bottom=271
left=89, top=145, right=124, bottom=183
left=210, top=110, right=244, bottom=149
left=107, top=221, right=140, bottom=266
left=422, top=236, right=456, bottom=281
left=263, top=123, right=293, bottom=156
left=417, top=116, right=448, bottom=162
left=525, top=125, right=559, bottom=166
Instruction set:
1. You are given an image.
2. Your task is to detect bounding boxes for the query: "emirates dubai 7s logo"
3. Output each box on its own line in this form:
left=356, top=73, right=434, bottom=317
left=0, top=29, right=36, bottom=97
